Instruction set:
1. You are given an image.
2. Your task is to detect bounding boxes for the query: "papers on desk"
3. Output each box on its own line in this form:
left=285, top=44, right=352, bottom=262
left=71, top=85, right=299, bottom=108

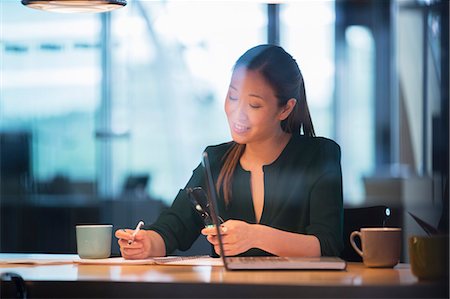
left=0, top=253, right=78, bottom=265
left=0, top=253, right=223, bottom=267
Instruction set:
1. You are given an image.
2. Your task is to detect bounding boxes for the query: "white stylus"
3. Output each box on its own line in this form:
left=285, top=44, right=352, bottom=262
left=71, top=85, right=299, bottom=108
left=128, top=220, right=144, bottom=245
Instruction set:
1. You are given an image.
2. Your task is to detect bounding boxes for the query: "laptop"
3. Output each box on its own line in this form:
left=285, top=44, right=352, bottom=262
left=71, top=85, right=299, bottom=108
left=201, top=151, right=346, bottom=271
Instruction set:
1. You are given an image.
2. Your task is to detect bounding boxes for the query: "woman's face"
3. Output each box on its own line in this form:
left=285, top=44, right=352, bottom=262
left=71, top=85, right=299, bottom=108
left=224, top=67, right=289, bottom=145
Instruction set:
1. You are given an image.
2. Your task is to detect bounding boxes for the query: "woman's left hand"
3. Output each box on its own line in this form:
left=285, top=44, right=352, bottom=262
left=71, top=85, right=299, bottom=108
left=201, top=220, right=257, bottom=256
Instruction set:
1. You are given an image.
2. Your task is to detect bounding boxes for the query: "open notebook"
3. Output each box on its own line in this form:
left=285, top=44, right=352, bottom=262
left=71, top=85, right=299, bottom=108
left=76, top=255, right=223, bottom=266
left=201, top=151, right=346, bottom=271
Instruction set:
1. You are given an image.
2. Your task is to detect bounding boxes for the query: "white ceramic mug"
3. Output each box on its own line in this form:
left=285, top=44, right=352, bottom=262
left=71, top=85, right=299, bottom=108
left=350, top=227, right=402, bottom=268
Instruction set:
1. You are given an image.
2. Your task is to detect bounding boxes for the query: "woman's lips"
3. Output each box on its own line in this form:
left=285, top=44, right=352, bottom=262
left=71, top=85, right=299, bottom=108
left=232, top=122, right=250, bottom=134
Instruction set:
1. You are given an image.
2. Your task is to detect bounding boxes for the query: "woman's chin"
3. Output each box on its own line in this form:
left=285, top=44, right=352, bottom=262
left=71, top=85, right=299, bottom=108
left=230, top=134, right=248, bottom=145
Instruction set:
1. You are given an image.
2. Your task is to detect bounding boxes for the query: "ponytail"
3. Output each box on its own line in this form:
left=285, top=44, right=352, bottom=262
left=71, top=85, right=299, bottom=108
left=216, top=143, right=245, bottom=206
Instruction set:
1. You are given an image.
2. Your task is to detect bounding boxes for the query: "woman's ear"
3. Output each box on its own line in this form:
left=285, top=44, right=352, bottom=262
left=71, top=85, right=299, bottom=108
left=278, top=98, right=297, bottom=121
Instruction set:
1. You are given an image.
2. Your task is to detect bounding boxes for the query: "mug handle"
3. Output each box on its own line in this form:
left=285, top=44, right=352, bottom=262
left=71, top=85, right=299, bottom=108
left=350, top=231, right=364, bottom=257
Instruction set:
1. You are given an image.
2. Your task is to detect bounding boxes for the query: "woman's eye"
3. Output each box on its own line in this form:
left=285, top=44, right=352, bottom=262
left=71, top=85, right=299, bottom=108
left=229, top=96, right=238, bottom=101
left=249, top=104, right=262, bottom=109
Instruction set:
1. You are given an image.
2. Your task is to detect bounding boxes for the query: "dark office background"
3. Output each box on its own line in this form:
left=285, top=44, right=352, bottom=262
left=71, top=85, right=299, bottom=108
left=0, top=0, right=448, bottom=260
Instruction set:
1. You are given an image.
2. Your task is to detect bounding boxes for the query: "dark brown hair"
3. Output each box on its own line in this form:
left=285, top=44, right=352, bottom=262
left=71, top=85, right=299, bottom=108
left=216, top=45, right=315, bottom=205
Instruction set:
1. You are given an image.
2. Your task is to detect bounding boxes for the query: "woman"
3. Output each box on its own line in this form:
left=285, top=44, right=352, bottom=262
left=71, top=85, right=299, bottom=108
left=116, top=45, right=343, bottom=258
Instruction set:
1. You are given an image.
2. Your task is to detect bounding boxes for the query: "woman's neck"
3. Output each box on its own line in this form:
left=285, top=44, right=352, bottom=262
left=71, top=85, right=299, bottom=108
left=241, top=131, right=292, bottom=170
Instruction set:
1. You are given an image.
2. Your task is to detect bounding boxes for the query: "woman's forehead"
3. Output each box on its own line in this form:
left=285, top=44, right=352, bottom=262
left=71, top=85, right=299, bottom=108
left=229, top=67, right=276, bottom=99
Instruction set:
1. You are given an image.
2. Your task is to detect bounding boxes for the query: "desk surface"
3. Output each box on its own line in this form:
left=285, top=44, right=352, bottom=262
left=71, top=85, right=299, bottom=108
left=0, top=255, right=448, bottom=298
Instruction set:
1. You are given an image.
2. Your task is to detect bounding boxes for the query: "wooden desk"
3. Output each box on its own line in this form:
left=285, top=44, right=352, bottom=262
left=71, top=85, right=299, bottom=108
left=0, top=258, right=447, bottom=298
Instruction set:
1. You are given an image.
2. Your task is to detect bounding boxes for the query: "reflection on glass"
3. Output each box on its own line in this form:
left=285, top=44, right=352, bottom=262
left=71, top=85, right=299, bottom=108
left=340, top=26, right=375, bottom=204
left=1, top=1, right=100, bottom=198
left=109, top=1, right=265, bottom=203
left=1, top=1, right=265, bottom=205
left=280, top=1, right=335, bottom=138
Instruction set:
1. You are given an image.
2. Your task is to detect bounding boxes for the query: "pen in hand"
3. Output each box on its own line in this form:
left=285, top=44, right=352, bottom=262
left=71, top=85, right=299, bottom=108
left=128, top=220, right=145, bottom=245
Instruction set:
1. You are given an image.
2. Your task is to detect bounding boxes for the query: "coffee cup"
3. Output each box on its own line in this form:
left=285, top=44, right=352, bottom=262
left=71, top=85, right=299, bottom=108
left=350, top=227, right=402, bottom=268
left=76, top=224, right=112, bottom=259
left=408, top=235, right=449, bottom=280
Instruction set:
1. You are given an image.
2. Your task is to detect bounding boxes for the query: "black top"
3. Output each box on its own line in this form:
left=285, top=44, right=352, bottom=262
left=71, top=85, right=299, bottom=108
left=147, top=134, right=344, bottom=257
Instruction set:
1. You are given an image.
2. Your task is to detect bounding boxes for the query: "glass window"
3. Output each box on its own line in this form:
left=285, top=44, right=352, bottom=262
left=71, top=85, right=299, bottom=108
left=340, top=26, right=376, bottom=204
left=1, top=1, right=265, bottom=205
left=280, top=1, right=335, bottom=138
left=1, top=2, right=101, bottom=197
left=108, top=1, right=266, bottom=203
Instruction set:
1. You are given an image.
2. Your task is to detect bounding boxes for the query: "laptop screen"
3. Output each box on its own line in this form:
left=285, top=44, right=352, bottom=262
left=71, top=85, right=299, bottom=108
left=201, top=151, right=230, bottom=270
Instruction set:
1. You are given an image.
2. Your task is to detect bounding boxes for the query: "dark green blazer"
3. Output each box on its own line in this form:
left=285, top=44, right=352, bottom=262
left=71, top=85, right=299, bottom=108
left=148, top=134, right=344, bottom=257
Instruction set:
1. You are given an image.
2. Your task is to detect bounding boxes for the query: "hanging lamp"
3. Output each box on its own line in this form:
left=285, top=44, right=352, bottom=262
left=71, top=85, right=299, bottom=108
left=21, top=0, right=127, bottom=13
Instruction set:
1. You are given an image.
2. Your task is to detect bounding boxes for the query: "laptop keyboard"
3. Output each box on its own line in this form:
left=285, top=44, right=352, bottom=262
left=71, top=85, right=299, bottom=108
left=230, top=256, right=290, bottom=263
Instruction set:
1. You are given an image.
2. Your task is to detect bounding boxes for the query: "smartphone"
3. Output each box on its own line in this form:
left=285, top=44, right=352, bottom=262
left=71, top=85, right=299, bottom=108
left=186, top=187, right=223, bottom=227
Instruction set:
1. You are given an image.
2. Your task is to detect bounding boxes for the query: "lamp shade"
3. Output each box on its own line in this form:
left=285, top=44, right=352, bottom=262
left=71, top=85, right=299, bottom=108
left=21, top=0, right=127, bottom=13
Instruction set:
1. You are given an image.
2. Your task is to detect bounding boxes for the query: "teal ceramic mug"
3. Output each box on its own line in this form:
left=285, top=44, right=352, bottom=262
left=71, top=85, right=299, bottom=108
left=76, top=224, right=112, bottom=259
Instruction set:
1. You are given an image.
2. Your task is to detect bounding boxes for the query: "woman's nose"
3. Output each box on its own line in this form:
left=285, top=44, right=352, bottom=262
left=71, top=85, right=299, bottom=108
left=236, top=103, right=248, bottom=121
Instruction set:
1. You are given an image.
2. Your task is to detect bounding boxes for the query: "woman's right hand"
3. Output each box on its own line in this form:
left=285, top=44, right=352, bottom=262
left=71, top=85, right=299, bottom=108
left=115, top=229, right=166, bottom=259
